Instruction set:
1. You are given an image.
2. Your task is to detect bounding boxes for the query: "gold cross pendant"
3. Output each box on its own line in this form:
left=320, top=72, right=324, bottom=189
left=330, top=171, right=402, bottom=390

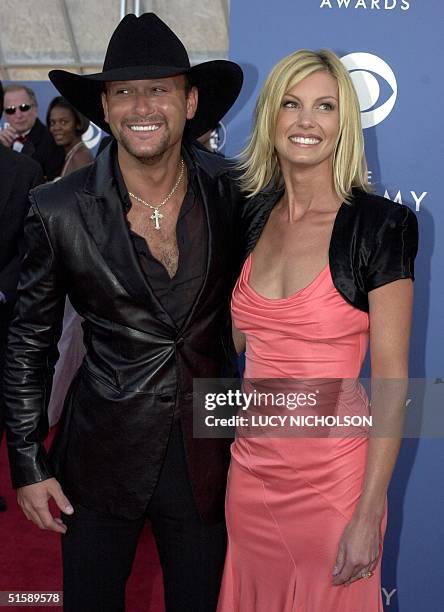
left=150, top=209, right=163, bottom=230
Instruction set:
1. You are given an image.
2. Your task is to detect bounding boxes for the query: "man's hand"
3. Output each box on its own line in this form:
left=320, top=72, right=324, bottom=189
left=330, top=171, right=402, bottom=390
left=0, top=125, right=18, bottom=148
left=17, top=478, right=74, bottom=534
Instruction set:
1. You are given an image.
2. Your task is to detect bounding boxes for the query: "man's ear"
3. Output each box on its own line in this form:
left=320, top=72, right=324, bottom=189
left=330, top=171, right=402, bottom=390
left=101, top=91, right=109, bottom=124
left=186, top=86, right=198, bottom=121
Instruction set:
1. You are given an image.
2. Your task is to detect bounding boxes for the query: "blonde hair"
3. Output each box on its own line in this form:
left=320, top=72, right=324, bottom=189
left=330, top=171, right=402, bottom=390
left=238, top=49, right=370, bottom=201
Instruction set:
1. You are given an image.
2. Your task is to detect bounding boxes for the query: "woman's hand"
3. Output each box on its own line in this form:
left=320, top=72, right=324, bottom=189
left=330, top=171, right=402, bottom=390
left=332, top=513, right=381, bottom=586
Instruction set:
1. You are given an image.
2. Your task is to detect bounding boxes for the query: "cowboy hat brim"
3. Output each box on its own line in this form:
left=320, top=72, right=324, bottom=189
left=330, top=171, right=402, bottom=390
left=49, top=60, right=243, bottom=140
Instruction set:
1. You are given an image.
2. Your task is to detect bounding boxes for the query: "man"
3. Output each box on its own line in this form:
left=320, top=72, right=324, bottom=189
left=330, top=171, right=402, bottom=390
left=0, top=84, right=64, bottom=180
left=3, top=13, right=243, bottom=612
left=0, top=79, right=42, bottom=512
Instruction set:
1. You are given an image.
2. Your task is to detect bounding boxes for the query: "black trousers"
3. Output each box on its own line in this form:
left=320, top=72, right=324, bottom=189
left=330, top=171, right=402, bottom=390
left=61, top=421, right=227, bottom=612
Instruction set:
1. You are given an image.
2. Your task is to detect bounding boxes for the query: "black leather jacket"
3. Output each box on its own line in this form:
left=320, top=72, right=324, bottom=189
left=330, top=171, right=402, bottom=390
left=241, top=188, right=418, bottom=311
left=4, top=142, right=242, bottom=521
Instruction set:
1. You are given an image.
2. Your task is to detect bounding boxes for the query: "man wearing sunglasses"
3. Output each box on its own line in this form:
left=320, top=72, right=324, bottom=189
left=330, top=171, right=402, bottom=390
left=0, top=84, right=64, bottom=181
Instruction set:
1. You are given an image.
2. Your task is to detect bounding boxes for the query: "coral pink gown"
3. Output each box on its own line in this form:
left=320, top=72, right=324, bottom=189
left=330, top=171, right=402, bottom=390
left=217, top=254, right=385, bottom=612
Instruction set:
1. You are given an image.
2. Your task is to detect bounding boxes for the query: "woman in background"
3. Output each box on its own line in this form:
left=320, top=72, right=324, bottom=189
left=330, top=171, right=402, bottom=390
left=46, top=97, right=93, bottom=425
left=218, top=49, right=417, bottom=611
left=47, top=96, right=92, bottom=177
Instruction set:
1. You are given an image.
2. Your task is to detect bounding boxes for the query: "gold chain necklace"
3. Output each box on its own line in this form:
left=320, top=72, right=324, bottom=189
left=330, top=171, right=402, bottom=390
left=128, top=158, right=185, bottom=230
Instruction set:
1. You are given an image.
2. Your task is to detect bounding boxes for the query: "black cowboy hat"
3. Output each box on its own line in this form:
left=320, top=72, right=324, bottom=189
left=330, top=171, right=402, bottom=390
left=49, top=13, right=243, bottom=140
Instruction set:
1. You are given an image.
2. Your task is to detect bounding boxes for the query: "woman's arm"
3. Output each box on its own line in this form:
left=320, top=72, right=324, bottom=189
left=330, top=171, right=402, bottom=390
left=357, top=277, right=413, bottom=517
left=333, top=277, right=413, bottom=586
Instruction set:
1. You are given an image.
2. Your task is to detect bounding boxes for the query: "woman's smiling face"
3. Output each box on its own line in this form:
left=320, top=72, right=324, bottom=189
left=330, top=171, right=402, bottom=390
left=274, top=70, right=340, bottom=174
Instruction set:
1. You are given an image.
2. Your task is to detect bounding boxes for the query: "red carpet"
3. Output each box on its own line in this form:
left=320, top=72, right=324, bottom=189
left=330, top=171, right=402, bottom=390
left=0, top=430, right=164, bottom=611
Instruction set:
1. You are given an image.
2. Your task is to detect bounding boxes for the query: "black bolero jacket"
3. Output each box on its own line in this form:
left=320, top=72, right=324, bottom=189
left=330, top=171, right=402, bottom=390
left=240, top=188, right=418, bottom=311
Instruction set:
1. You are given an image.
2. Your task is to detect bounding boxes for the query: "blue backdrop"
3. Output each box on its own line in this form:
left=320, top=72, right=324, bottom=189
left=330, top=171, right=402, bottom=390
left=226, top=1, right=443, bottom=610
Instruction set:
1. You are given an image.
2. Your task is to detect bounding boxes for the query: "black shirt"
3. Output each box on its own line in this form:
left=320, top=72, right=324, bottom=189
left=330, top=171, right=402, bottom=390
left=113, top=148, right=208, bottom=330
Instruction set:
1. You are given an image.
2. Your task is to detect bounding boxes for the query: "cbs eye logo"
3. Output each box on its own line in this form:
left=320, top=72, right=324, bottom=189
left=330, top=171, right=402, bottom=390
left=341, top=52, right=397, bottom=129
left=82, top=122, right=103, bottom=150
left=210, top=121, right=227, bottom=153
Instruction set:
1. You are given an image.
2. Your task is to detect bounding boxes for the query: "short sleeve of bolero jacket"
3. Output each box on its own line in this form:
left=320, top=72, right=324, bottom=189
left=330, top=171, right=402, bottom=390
left=328, top=189, right=419, bottom=311
left=364, top=198, right=418, bottom=292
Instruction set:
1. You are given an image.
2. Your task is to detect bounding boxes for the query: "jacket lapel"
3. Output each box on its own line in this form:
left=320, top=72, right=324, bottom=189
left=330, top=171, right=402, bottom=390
left=77, top=146, right=176, bottom=329
left=243, top=189, right=282, bottom=259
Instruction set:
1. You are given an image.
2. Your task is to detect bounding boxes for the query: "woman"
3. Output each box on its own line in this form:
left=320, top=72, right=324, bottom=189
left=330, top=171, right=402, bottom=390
left=47, top=96, right=93, bottom=177
left=45, top=97, right=93, bottom=425
left=218, top=50, right=418, bottom=611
